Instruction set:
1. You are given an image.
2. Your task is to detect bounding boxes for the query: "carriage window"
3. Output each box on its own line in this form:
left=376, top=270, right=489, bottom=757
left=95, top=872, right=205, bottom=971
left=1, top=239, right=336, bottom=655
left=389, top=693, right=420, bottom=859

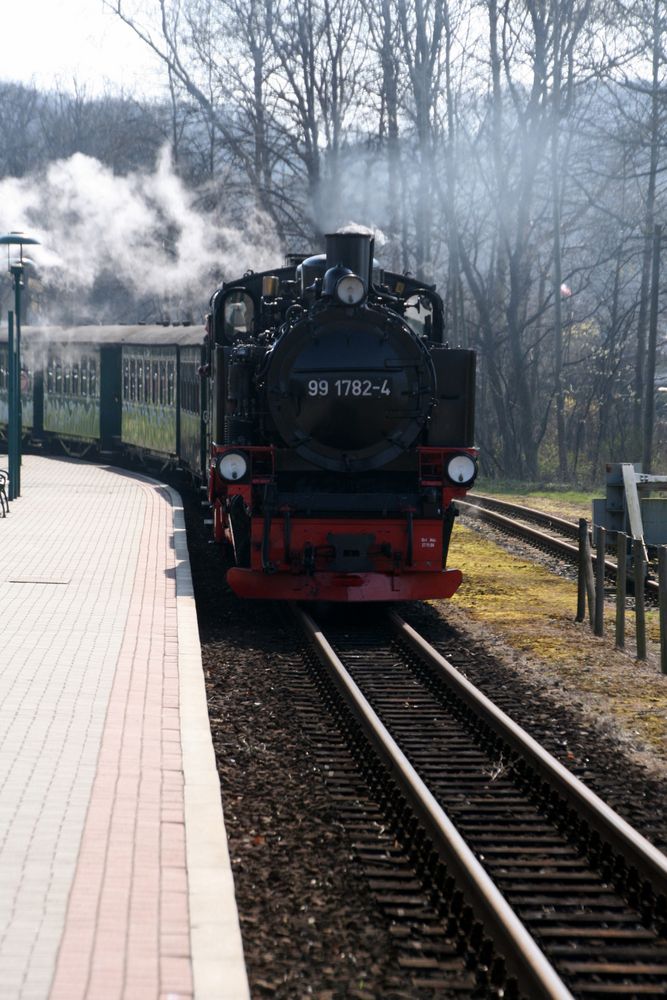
left=80, top=361, right=88, bottom=398
left=144, top=362, right=151, bottom=404
left=63, top=364, right=72, bottom=396
left=89, top=359, right=97, bottom=398
left=130, top=359, right=137, bottom=402
left=72, top=363, right=79, bottom=397
left=152, top=361, right=159, bottom=405
left=167, top=362, right=175, bottom=405
left=223, top=291, right=254, bottom=341
left=55, top=363, right=62, bottom=395
left=137, top=361, right=144, bottom=402
left=47, top=362, right=54, bottom=394
left=159, top=361, right=166, bottom=405
left=180, top=363, right=190, bottom=412
left=181, top=369, right=187, bottom=412
left=123, top=359, right=129, bottom=401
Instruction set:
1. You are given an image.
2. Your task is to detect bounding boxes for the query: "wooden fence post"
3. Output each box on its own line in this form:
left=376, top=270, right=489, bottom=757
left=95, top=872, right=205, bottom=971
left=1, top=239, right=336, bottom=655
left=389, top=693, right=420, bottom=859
left=659, top=546, right=667, bottom=675
left=615, top=531, right=626, bottom=651
left=595, top=526, right=606, bottom=637
left=577, top=519, right=587, bottom=623
left=581, top=520, right=596, bottom=630
left=633, top=538, right=647, bottom=661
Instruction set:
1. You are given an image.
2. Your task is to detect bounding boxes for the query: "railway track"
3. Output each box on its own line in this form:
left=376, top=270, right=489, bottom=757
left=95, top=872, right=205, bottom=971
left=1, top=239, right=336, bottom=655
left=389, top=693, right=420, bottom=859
left=459, top=494, right=659, bottom=598
left=294, top=605, right=667, bottom=999
left=464, top=494, right=582, bottom=541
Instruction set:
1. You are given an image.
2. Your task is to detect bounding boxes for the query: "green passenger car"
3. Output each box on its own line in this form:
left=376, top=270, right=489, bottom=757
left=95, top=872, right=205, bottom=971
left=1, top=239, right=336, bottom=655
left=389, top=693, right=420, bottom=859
left=179, top=344, right=206, bottom=473
left=1, top=324, right=206, bottom=474
left=0, top=346, right=34, bottom=435
left=121, top=344, right=178, bottom=456
left=44, top=346, right=101, bottom=441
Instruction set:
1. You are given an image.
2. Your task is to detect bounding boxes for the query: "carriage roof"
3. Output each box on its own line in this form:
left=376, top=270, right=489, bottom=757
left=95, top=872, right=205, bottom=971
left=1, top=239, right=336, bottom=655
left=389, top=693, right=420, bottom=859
left=0, top=325, right=205, bottom=349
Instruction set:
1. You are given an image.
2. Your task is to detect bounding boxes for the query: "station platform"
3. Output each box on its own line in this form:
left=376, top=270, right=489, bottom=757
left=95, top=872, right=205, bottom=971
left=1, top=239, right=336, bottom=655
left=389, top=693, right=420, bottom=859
left=0, top=455, right=249, bottom=1000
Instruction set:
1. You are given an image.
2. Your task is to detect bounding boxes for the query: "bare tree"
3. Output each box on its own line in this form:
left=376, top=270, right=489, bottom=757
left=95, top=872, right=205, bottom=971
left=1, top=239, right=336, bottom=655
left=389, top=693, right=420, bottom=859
left=0, top=83, right=44, bottom=177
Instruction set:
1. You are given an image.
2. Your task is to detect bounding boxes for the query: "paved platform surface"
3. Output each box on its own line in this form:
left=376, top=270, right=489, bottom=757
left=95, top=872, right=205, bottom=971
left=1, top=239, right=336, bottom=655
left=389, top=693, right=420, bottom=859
left=0, top=455, right=249, bottom=1000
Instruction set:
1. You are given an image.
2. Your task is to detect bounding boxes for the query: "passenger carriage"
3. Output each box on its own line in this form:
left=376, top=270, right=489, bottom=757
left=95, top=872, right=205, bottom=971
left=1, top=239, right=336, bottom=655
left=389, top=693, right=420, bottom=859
left=0, top=325, right=206, bottom=465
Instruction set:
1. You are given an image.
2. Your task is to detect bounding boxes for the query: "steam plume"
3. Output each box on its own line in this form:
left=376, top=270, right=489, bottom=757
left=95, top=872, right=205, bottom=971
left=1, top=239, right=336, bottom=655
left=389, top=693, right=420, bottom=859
left=0, top=147, right=282, bottom=323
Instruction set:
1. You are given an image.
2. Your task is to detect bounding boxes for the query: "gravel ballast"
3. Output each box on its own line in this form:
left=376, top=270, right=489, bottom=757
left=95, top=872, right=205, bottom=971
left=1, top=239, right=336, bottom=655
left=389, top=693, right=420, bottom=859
left=182, top=488, right=667, bottom=997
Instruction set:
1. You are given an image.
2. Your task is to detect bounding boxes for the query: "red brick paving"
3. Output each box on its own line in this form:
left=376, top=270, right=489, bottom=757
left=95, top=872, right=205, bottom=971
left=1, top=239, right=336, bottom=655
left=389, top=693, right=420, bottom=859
left=0, top=458, right=248, bottom=1000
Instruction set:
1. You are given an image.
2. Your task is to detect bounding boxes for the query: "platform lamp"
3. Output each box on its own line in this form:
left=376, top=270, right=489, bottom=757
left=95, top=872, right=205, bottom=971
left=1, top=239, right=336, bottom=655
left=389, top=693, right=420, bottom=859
left=1, top=231, right=40, bottom=500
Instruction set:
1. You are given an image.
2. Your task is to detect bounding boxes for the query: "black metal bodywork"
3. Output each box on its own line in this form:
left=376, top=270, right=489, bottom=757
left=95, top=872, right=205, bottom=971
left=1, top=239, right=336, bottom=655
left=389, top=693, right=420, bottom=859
left=208, top=236, right=476, bottom=522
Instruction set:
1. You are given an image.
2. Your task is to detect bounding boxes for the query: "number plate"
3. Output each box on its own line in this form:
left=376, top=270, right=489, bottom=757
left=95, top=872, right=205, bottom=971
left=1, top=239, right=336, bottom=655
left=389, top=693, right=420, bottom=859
left=307, top=378, right=392, bottom=398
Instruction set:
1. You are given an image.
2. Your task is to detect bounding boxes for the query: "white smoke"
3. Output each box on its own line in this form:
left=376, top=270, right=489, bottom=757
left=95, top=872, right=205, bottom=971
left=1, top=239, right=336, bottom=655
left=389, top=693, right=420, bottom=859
left=335, top=222, right=387, bottom=247
left=0, top=147, right=283, bottom=322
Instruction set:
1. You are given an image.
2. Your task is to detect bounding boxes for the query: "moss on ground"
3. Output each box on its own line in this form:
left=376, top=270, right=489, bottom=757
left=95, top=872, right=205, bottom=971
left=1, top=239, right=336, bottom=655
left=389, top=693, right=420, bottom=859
left=444, top=524, right=667, bottom=756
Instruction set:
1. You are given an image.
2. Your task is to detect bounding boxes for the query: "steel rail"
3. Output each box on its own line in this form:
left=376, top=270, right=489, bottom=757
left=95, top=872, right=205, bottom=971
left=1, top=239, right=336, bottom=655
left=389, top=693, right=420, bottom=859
left=391, top=612, right=667, bottom=894
left=293, top=603, right=574, bottom=1000
left=467, top=493, right=579, bottom=539
left=457, top=498, right=660, bottom=597
left=457, top=498, right=597, bottom=565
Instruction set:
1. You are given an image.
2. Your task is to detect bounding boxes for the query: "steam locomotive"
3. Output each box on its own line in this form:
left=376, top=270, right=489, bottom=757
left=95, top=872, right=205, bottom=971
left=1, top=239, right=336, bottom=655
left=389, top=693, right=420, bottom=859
left=1, top=230, right=476, bottom=602
left=206, top=230, right=477, bottom=601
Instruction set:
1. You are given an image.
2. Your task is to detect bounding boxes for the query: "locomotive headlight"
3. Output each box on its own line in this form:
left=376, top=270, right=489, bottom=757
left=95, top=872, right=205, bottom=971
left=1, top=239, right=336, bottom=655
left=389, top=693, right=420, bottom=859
left=218, top=451, right=248, bottom=481
left=335, top=274, right=365, bottom=305
left=446, top=454, right=477, bottom=486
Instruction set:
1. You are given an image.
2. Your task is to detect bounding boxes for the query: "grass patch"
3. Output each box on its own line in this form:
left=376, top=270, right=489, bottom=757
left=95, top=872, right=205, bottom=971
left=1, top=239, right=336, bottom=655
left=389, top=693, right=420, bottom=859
left=449, top=525, right=590, bottom=662
left=446, top=524, right=667, bottom=754
left=474, top=481, right=598, bottom=520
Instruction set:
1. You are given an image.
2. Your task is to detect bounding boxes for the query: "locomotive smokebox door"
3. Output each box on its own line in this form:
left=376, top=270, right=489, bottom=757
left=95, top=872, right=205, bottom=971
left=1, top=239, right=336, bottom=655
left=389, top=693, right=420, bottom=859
left=264, top=311, right=436, bottom=472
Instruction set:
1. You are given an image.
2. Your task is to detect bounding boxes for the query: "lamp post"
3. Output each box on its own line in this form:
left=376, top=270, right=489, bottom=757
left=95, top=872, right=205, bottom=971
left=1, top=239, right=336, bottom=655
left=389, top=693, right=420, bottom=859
left=1, top=231, right=40, bottom=500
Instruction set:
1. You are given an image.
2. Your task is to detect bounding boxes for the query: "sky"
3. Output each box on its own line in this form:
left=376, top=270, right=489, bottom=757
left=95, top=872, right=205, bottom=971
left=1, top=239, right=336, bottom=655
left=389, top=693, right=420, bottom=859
left=0, top=0, right=165, bottom=96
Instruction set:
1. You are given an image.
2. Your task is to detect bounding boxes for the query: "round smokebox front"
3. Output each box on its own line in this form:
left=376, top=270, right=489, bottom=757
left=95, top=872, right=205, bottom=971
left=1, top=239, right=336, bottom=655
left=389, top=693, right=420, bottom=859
left=265, top=311, right=435, bottom=472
